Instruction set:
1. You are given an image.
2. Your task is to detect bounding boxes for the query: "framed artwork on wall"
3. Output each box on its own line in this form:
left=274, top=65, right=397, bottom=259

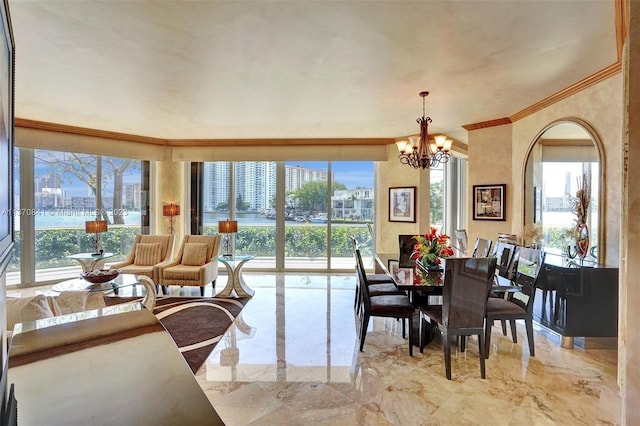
left=472, top=184, right=506, bottom=221
left=389, top=186, right=416, bottom=223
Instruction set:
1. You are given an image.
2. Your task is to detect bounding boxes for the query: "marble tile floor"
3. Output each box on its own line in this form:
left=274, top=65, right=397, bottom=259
left=196, top=273, right=622, bottom=426
left=9, top=273, right=622, bottom=425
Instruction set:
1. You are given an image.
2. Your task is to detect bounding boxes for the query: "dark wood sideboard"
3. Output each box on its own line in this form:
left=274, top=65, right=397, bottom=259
left=534, top=254, right=618, bottom=348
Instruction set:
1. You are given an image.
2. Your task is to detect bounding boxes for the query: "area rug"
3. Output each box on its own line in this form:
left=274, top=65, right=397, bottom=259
left=105, top=296, right=250, bottom=373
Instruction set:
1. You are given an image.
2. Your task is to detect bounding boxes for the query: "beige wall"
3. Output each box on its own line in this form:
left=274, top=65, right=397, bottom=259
left=465, top=75, right=623, bottom=267
left=467, top=124, right=514, bottom=247
left=511, top=75, right=623, bottom=267
left=154, top=161, right=186, bottom=252
left=622, top=1, right=640, bottom=422
left=374, top=144, right=431, bottom=255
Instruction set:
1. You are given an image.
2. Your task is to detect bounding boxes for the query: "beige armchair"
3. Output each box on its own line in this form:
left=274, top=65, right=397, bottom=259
left=159, top=234, right=222, bottom=296
left=109, top=234, right=175, bottom=290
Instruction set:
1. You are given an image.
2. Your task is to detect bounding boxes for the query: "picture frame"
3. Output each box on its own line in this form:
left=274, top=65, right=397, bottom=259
left=388, top=260, right=414, bottom=286
left=389, top=186, right=416, bottom=222
left=472, top=184, right=506, bottom=221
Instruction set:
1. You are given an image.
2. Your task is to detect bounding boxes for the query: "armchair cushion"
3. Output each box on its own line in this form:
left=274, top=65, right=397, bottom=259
left=182, top=243, right=208, bottom=266
left=134, top=243, right=163, bottom=266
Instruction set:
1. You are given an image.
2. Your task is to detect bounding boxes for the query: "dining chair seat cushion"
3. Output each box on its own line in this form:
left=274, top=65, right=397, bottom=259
left=366, top=273, right=395, bottom=284
left=368, top=283, right=404, bottom=296
left=486, top=298, right=526, bottom=316
left=369, top=294, right=414, bottom=313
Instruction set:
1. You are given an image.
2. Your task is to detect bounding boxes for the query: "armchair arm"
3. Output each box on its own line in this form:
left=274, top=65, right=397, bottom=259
left=110, top=259, right=135, bottom=269
left=201, top=261, right=220, bottom=284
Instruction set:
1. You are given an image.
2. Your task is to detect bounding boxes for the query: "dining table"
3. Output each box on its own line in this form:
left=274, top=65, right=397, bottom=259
left=375, top=253, right=444, bottom=306
left=375, top=253, right=445, bottom=347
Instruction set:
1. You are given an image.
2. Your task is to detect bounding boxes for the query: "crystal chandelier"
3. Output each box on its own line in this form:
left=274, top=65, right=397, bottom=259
left=396, top=91, right=452, bottom=169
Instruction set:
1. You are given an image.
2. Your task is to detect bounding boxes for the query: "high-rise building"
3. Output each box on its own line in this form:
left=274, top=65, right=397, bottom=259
left=203, top=162, right=330, bottom=212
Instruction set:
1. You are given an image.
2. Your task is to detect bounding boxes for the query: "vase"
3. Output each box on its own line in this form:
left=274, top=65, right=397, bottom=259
left=576, top=223, right=589, bottom=259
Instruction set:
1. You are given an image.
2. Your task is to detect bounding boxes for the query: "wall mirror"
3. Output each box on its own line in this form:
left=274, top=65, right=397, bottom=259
left=523, top=117, right=604, bottom=263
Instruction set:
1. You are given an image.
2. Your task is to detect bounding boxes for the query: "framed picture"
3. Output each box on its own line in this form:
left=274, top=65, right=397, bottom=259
left=388, top=260, right=414, bottom=285
left=389, top=186, right=416, bottom=222
left=473, top=184, right=506, bottom=221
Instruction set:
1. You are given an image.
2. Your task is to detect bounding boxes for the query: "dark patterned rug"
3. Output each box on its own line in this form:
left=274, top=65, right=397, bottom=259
left=105, top=296, right=250, bottom=373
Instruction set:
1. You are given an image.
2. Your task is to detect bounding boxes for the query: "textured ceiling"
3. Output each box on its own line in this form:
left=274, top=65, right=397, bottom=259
left=8, top=0, right=617, bottom=144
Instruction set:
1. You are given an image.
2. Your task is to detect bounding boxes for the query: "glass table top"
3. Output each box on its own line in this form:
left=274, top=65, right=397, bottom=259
left=214, top=254, right=255, bottom=263
left=52, top=273, right=143, bottom=293
left=66, top=252, right=114, bottom=261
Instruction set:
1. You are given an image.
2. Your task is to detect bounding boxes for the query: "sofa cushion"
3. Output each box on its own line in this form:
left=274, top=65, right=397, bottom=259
left=54, top=292, right=106, bottom=315
left=134, top=243, right=163, bottom=266
left=182, top=243, right=208, bottom=266
left=7, top=295, right=55, bottom=331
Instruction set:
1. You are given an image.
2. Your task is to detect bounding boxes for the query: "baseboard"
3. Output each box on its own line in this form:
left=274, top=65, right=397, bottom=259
left=574, top=337, right=618, bottom=349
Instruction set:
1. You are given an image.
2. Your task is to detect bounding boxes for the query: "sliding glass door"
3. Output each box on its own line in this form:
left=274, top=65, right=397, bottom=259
left=195, top=160, right=375, bottom=271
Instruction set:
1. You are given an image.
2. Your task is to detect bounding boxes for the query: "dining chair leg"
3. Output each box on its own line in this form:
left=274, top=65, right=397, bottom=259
left=525, top=318, right=535, bottom=356
left=460, top=336, right=466, bottom=353
left=353, top=282, right=358, bottom=308
left=501, top=320, right=508, bottom=336
left=444, top=332, right=452, bottom=380
left=419, top=313, right=425, bottom=353
left=478, top=332, right=486, bottom=379
left=359, top=313, right=370, bottom=352
left=401, top=317, right=406, bottom=338
left=484, top=321, right=492, bottom=359
left=509, top=320, right=518, bottom=343
left=408, top=315, right=414, bottom=357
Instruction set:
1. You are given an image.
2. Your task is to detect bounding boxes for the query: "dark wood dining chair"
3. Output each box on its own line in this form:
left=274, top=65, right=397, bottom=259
left=351, top=237, right=402, bottom=311
left=420, top=257, right=497, bottom=379
left=485, top=247, right=545, bottom=358
left=472, top=238, right=493, bottom=257
left=489, top=242, right=519, bottom=335
left=355, top=250, right=415, bottom=356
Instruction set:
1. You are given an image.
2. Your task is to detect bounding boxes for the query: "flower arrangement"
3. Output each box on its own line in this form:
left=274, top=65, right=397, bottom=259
left=411, top=227, right=454, bottom=272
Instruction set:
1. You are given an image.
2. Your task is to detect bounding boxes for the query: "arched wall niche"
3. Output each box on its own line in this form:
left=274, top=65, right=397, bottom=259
left=522, top=117, right=606, bottom=263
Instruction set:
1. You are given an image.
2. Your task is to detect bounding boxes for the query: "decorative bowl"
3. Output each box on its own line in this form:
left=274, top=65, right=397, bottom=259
left=81, top=269, right=120, bottom=284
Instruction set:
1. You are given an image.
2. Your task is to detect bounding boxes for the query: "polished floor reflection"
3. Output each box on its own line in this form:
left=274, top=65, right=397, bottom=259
left=196, top=273, right=621, bottom=425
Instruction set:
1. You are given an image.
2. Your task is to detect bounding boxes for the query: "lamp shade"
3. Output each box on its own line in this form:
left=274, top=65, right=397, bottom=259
left=163, top=203, right=180, bottom=217
left=218, top=220, right=238, bottom=234
left=85, top=220, right=108, bottom=233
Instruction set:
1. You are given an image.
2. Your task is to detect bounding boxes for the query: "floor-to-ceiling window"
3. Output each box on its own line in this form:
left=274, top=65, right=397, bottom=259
left=439, top=156, right=468, bottom=250
left=8, top=147, right=147, bottom=286
left=195, top=160, right=375, bottom=271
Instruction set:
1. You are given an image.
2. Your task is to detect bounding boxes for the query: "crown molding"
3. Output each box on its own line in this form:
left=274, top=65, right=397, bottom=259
left=15, top=118, right=168, bottom=146
left=462, top=118, right=512, bottom=131
left=509, top=62, right=622, bottom=123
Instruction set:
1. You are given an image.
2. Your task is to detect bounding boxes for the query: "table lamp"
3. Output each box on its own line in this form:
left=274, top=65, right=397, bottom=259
left=218, top=219, right=238, bottom=257
left=163, top=203, right=180, bottom=234
left=85, top=219, right=108, bottom=256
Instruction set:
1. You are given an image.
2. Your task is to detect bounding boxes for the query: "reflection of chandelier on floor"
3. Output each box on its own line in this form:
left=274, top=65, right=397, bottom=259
left=396, top=91, right=452, bottom=169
